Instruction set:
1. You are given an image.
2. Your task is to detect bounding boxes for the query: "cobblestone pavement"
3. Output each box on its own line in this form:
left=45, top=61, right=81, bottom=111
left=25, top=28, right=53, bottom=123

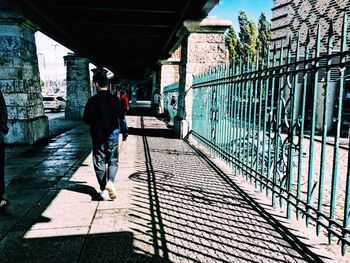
left=134, top=117, right=317, bottom=263
left=0, top=108, right=347, bottom=262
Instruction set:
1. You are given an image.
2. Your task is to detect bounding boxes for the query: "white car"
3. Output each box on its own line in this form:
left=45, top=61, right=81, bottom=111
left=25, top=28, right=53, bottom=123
left=43, top=96, right=66, bottom=112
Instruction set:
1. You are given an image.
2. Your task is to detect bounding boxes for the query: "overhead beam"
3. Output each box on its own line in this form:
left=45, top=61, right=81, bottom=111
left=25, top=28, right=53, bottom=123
left=48, top=5, right=179, bottom=14
left=45, top=0, right=184, bottom=11
left=73, top=22, right=173, bottom=28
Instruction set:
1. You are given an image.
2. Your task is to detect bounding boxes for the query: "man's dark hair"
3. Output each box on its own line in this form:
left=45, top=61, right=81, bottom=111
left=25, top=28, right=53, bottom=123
left=92, top=67, right=109, bottom=87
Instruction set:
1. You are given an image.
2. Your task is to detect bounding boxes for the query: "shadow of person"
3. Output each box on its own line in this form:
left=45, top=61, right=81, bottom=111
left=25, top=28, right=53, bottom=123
left=63, top=181, right=102, bottom=201
left=0, top=231, right=162, bottom=263
left=80, top=232, right=161, bottom=262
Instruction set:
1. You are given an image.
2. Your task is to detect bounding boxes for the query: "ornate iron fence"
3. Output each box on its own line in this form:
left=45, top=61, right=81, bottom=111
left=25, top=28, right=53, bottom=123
left=191, top=16, right=350, bottom=254
left=163, top=82, right=179, bottom=123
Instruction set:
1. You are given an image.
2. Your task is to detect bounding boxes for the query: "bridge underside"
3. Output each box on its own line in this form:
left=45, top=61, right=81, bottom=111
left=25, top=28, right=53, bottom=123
left=14, top=0, right=218, bottom=79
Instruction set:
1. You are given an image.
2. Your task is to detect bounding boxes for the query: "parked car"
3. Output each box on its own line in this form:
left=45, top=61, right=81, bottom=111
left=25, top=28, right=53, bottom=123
left=43, top=96, right=66, bottom=112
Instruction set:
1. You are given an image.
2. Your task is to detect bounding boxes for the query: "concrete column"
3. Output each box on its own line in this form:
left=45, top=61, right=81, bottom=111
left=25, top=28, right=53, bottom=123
left=0, top=3, right=48, bottom=144
left=64, top=54, right=91, bottom=119
left=175, top=19, right=231, bottom=138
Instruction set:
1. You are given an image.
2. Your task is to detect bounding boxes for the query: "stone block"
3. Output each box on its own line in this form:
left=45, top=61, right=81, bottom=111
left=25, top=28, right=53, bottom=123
left=189, top=33, right=224, bottom=44
left=27, top=104, right=44, bottom=119
left=17, top=106, right=29, bottom=119
left=13, top=57, right=22, bottom=67
left=0, top=67, right=21, bottom=80
left=0, top=80, right=15, bottom=93
left=67, top=99, right=80, bottom=107
left=14, top=80, right=24, bottom=92
left=65, top=106, right=84, bottom=120
left=5, top=93, right=19, bottom=106
left=22, top=31, right=36, bottom=46
left=23, top=79, right=40, bottom=93
left=5, top=115, right=48, bottom=144
left=0, top=35, right=20, bottom=52
left=0, top=54, right=13, bottom=67
left=27, top=92, right=41, bottom=102
left=7, top=106, right=17, bottom=119
left=0, top=24, right=22, bottom=37
left=206, top=34, right=225, bottom=43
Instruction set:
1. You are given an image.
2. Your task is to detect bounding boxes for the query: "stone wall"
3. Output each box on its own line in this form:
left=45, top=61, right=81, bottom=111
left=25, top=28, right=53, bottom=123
left=0, top=12, right=48, bottom=144
left=160, top=63, right=180, bottom=89
left=272, top=0, right=350, bottom=133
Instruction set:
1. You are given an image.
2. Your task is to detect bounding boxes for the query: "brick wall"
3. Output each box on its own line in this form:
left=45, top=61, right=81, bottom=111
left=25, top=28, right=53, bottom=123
left=272, top=0, right=350, bottom=51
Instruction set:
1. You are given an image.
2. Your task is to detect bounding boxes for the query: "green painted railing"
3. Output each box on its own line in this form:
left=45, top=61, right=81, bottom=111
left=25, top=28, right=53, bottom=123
left=191, top=15, right=350, bottom=255
left=163, top=82, right=179, bottom=123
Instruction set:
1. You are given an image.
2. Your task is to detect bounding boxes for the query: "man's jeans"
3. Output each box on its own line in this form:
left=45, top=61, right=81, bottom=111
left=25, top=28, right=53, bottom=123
left=0, top=132, right=5, bottom=199
left=92, top=139, right=119, bottom=191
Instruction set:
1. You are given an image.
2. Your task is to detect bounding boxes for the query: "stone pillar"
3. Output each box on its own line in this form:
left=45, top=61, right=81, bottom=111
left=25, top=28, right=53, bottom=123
left=159, top=47, right=181, bottom=90
left=175, top=19, right=231, bottom=138
left=149, top=71, right=157, bottom=103
left=64, top=54, right=91, bottom=119
left=0, top=3, right=48, bottom=144
left=158, top=53, right=180, bottom=113
left=159, top=61, right=180, bottom=89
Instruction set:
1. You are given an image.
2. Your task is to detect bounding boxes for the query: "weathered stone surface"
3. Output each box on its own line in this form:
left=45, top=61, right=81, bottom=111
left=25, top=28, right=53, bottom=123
left=64, top=55, right=90, bottom=119
left=0, top=9, right=48, bottom=144
left=65, top=106, right=85, bottom=120
left=6, top=116, right=48, bottom=144
left=160, top=64, right=180, bottom=89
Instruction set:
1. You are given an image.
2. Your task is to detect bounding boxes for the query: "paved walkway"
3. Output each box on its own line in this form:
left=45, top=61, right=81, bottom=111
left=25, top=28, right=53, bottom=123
left=0, top=110, right=348, bottom=262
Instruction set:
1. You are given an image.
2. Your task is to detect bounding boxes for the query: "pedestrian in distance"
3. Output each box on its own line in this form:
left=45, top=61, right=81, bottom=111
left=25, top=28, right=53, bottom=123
left=170, top=95, right=177, bottom=109
left=83, top=67, right=128, bottom=201
left=119, top=89, right=129, bottom=136
left=0, top=89, right=9, bottom=210
left=120, top=90, right=129, bottom=116
left=169, top=95, right=177, bottom=122
left=114, top=88, right=129, bottom=137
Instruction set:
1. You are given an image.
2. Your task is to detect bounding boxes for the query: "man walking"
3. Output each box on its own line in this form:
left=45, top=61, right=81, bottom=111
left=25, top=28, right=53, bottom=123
left=84, top=67, right=128, bottom=200
left=0, top=89, right=9, bottom=209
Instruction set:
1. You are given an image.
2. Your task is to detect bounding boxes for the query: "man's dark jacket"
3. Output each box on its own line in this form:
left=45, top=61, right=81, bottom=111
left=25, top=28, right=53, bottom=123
left=83, top=90, right=125, bottom=145
left=0, top=90, right=8, bottom=135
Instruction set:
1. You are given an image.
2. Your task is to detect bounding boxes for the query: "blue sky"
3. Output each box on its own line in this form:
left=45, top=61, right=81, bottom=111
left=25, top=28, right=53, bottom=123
left=209, top=0, right=272, bottom=31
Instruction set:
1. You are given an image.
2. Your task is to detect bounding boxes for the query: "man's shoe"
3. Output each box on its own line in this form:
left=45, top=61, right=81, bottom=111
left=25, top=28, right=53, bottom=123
left=106, top=181, right=117, bottom=200
left=0, top=199, right=9, bottom=210
left=99, top=190, right=109, bottom=200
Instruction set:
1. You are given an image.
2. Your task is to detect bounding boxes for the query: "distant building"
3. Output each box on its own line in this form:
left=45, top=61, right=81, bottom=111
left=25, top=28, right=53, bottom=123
left=271, top=0, right=350, bottom=134
left=272, top=0, right=350, bottom=51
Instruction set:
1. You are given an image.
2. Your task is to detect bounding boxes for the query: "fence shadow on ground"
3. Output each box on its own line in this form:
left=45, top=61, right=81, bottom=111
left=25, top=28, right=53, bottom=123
left=126, top=116, right=328, bottom=262
left=0, top=115, right=330, bottom=262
